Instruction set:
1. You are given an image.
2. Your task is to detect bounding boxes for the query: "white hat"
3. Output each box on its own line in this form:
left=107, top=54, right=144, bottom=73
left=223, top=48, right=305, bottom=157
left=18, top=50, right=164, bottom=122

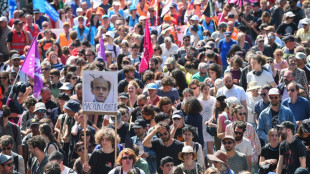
left=301, top=19, right=310, bottom=25
left=139, top=16, right=147, bottom=21
left=113, top=1, right=120, bottom=6
left=0, top=16, right=8, bottom=22
left=76, top=8, right=83, bottom=13
left=285, top=11, right=295, bottom=18
left=105, top=31, right=115, bottom=39
left=268, top=88, right=280, bottom=95
left=190, top=15, right=199, bottom=21
left=247, top=81, right=261, bottom=91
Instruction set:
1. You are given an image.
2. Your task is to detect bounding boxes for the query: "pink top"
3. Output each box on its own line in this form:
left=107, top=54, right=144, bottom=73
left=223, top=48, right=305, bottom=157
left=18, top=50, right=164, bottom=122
left=219, top=112, right=235, bottom=132
left=274, top=59, right=289, bottom=71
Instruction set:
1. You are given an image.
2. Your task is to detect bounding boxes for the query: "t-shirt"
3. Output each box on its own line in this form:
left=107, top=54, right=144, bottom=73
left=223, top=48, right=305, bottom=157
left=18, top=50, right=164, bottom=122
left=260, top=143, right=279, bottom=173
left=279, top=138, right=307, bottom=174
left=221, top=138, right=253, bottom=157
left=217, top=85, right=247, bottom=102
left=227, top=151, right=249, bottom=174
left=247, top=69, right=275, bottom=87
left=89, top=149, right=115, bottom=174
left=108, top=122, right=131, bottom=144
left=218, top=39, right=238, bottom=66
left=151, top=139, right=184, bottom=174
left=157, top=88, right=180, bottom=103
left=276, top=22, right=298, bottom=36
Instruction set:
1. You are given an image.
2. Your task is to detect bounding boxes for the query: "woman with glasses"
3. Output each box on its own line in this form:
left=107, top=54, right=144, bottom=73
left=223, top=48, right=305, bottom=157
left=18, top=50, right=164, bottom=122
left=252, top=11, right=273, bottom=38
left=153, top=45, right=167, bottom=68
left=115, top=26, right=129, bottom=45
left=273, top=49, right=288, bottom=72
left=65, top=72, right=78, bottom=90
left=266, top=57, right=280, bottom=84
left=73, top=141, right=91, bottom=174
left=0, top=72, right=10, bottom=96
left=259, top=128, right=280, bottom=174
left=109, top=63, right=118, bottom=71
left=108, top=148, right=145, bottom=174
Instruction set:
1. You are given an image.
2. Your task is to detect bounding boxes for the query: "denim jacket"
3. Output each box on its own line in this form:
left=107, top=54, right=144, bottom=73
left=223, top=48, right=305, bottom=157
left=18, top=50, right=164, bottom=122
left=131, top=135, right=157, bottom=174
left=257, top=105, right=296, bottom=143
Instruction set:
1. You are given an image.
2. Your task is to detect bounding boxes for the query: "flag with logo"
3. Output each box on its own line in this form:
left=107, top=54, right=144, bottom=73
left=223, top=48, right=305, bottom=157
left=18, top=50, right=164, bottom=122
left=9, top=0, right=17, bottom=20
left=33, top=0, right=59, bottom=22
left=139, top=19, right=153, bottom=73
left=20, top=36, right=43, bottom=98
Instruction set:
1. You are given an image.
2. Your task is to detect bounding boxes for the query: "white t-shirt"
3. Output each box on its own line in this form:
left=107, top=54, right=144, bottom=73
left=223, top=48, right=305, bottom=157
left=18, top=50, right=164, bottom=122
left=221, top=137, right=254, bottom=157
left=246, top=92, right=262, bottom=123
left=217, top=85, right=247, bottom=102
left=160, top=43, right=179, bottom=58
left=61, top=166, right=76, bottom=174
left=108, top=167, right=145, bottom=174
left=246, top=70, right=275, bottom=87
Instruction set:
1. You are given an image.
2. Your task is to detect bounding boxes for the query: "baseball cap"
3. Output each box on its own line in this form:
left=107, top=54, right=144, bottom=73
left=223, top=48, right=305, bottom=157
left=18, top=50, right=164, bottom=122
left=129, top=6, right=137, bottom=11
left=283, top=35, right=295, bottom=42
left=33, top=8, right=40, bottom=14
left=139, top=16, right=147, bottom=21
left=147, top=83, right=158, bottom=90
left=227, top=13, right=235, bottom=18
left=105, top=31, right=114, bottom=39
left=30, top=118, right=39, bottom=126
left=264, top=26, right=275, bottom=31
left=34, top=102, right=47, bottom=112
left=64, top=100, right=80, bottom=113
left=224, top=31, right=232, bottom=36
left=268, top=88, right=280, bottom=95
left=163, top=15, right=173, bottom=21
left=63, top=22, right=70, bottom=27
left=252, top=2, right=260, bottom=7
left=132, top=119, right=147, bottom=129
left=218, top=22, right=227, bottom=28
left=256, top=35, right=264, bottom=41
left=206, top=41, right=215, bottom=49
left=301, top=120, right=310, bottom=133
left=11, top=54, right=20, bottom=60
left=0, top=16, right=8, bottom=22
left=285, top=11, right=295, bottom=18
left=59, top=82, right=73, bottom=90
left=190, top=15, right=199, bottom=21
left=58, top=92, right=70, bottom=101
left=301, top=19, right=310, bottom=25
left=0, top=155, right=12, bottom=165
left=95, top=56, right=104, bottom=62
left=102, top=15, right=109, bottom=19
left=119, top=92, right=129, bottom=99
left=276, top=121, right=295, bottom=131
left=77, top=15, right=84, bottom=20
left=160, top=156, right=174, bottom=166
left=113, top=1, right=120, bottom=6
left=296, top=52, right=307, bottom=60
left=76, top=8, right=83, bottom=13
left=172, top=110, right=184, bottom=119
left=165, top=57, right=176, bottom=65
left=13, top=19, right=22, bottom=25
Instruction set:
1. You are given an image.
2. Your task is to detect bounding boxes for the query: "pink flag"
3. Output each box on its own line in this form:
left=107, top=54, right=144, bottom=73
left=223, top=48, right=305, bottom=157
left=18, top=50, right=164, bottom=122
left=161, top=0, right=172, bottom=17
left=20, top=36, right=43, bottom=98
left=139, top=19, right=153, bottom=73
left=98, top=34, right=107, bottom=62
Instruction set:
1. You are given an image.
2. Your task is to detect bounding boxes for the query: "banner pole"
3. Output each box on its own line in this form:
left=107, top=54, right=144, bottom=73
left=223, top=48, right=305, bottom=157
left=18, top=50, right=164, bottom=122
left=114, top=114, right=118, bottom=165
left=83, top=113, right=87, bottom=162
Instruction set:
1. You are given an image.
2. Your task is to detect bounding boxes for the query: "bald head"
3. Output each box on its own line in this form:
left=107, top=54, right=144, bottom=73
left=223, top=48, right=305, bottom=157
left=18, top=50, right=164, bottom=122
left=223, top=73, right=233, bottom=89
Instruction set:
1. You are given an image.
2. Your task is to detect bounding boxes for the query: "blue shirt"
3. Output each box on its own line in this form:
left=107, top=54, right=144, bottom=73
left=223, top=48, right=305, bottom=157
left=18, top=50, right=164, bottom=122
left=218, top=39, right=238, bottom=66
left=254, top=99, right=270, bottom=116
left=257, top=105, right=296, bottom=143
left=108, top=9, right=124, bottom=18
left=282, top=96, right=310, bottom=121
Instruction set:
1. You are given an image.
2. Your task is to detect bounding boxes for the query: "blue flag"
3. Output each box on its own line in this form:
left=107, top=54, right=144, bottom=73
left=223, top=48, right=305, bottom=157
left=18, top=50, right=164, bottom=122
left=9, top=0, right=17, bottom=19
left=33, top=0, right=59, bottom=22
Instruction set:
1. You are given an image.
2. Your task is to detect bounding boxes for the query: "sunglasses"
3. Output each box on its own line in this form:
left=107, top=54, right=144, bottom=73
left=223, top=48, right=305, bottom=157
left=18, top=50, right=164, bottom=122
left=81, top=132, right=91, bottom=136
left=122, top=61, right=130, bottom=65
left=1, top=162, right=13, bottom=167
left=188, top=52, right=195, bottom=55
left=222, top=141, right=233, bottom=145
left=234, top=131, right=243, bottom=135
left=258, top=40, right=264, bottom=43
left=71, top=77, right=78, bottom=80
left=200, top=72, right=207, bottom=74
left=122, top=156, right=133, bottom=160
left=269, top=96, right=279, bottom=100
left=190, top=87, right=197, bottom=90
left=1, top=147, right=11, bottom=151
left=42, top=68, right=50, bottom=71
left=150, top=10, right=155, bottom=12
left=173, top=117, right=181, bottom=120
left=110, top=68, right=118, bottom=70
left=276, top=54, right=282, bottom=56
left=287, top=89, right=296, bottom=92
left=267, top=60, right=273, bottom=63
left=37, top=109, right=46, bottom=113
left=42, top=25, right=48, bottom=27
left=13, top=59, right=20, bottom=61
left=260, top=93, right=267, bottom=96
left=184, top=39, right=190, bottom=42
left=158, top=131, right=169, bottom=137
left=239, top=112, right=247, bottom=116
left=197, top=45, right=203, bottom=47
left=1, top=77, right=8, bottom=79
left=85, top=54, right=92, bottom=57
left=268, top=36, right=275, bottom=39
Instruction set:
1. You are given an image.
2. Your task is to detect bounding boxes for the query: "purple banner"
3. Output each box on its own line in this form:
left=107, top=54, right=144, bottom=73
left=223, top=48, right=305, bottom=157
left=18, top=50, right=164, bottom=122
left=98, top=34, right=107, bottom=62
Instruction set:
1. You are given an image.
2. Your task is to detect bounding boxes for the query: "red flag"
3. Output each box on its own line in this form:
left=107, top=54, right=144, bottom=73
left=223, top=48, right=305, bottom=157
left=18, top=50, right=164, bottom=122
left=139, top=19, right=153, bottom=73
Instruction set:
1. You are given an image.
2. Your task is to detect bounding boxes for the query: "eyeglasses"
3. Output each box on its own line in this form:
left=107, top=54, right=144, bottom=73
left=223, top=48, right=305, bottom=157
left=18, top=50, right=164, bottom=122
left=81, top=132, right=91, bottom=136
left=122, top=61, right=130, bottom=65
left=258, top=40, right=264, bottom=43
left=234, top=131, right=243, bottom=135
left=267, top=60, right=273, bottom=63
left=85, top=54, right=92, bottom=57
left=238, top=112, right=247, bottom=116
left=13, top=59, right=20, bottom=61
left=1, top=162, right=13, bottom=167
left=184, top=39, right=190, bottom=42
left=200, top=72, right=207, bottom=74
left=188, top=52, right=195, bottom=55
left=122, top=156, right=133, bottom=160
left=276, top=54, right=282, bottom=57
left=158, top=131, right=169, bottom=137
left=190, top=87, right=197, bottom=90
left=287, top=89, right=296, bottom=92
left=37, top=109, right=46, bottom=113
left=268, top=36, right=274, bottom=39
left=269, top=96, right=279, bottom=100
left=42, top=68, right=50, bottom=71
left=222, top=141, right=233, bottom=145
left=49, top=76, right=56, bottom=79
left=71, top=77, right=78, bottom=80
left=1, top=147, right=11, bottom=151
left=260, top=93, right=267, bottom=96
left=1, top=77, right=8, bottom=80
left=110, top=68, right=118, bottom=70
left=197, top=45, right=202, bottom=47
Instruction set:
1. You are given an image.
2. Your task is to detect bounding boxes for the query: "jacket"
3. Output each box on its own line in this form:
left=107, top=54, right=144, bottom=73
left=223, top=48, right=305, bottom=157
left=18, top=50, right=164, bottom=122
left=257, top=105, right=296, bottom=143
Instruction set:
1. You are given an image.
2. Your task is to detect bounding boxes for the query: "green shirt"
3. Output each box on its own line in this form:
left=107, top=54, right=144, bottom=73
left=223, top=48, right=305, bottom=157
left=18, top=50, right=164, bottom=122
left=134, top=158, right=150, bottom=174
left=192, top=72, right=208, bottom=82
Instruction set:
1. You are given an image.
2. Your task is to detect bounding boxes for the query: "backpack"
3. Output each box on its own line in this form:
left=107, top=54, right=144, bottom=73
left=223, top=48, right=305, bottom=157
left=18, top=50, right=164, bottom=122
left=114, top=166, right=140, bottom=174
left=45, top=142, right=68, bottom=166
left=11, top=122, right=19, bottom=143
left=13, top=153, right=19, bottom=172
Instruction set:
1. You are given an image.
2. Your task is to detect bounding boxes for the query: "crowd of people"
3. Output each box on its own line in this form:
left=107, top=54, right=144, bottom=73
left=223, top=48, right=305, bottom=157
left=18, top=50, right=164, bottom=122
left=1, top=0, right=310, bottom=173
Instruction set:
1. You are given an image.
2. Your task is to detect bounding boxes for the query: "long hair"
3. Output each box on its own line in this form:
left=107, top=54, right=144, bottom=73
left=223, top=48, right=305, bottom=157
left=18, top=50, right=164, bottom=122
left=171, top=69, right=188, bottom=96
left=39, top=123, right=60, bottom=148
left=182, top=97, right=202, bottom=115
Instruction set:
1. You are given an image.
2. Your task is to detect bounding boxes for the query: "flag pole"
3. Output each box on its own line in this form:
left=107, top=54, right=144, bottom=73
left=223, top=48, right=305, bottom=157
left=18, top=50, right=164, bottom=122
left=6, top=36, right=37, bottom=105
left=114, top=114, right=118, bottom=165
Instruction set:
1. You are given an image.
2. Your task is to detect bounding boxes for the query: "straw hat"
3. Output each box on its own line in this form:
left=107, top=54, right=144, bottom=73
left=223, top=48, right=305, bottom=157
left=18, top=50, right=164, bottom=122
left=178, top=146, right=197, bottom=161
left=247, top=81, right=261, bottom=91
